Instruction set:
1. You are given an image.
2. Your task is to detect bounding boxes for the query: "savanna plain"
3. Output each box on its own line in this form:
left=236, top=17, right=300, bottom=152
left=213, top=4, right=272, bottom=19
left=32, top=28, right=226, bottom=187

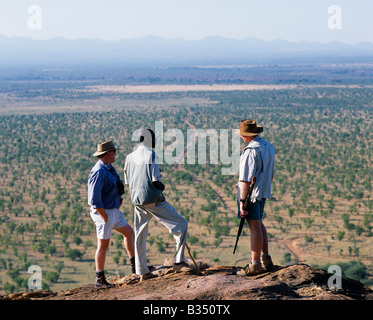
left=0, top=64, right=372, bottom=294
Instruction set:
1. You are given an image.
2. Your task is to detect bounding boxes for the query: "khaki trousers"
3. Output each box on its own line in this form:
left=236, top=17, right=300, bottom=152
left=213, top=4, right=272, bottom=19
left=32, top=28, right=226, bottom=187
left=134, top=200, right=188, bottom=275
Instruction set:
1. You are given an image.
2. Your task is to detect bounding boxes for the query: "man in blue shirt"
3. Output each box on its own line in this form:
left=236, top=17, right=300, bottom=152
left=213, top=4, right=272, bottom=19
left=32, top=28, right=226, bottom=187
left=88, top=141, right=135, bottom=288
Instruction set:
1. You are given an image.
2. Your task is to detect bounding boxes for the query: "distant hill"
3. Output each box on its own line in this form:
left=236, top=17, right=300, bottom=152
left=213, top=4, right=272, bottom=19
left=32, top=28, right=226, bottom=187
left=1, top=35, right=373, bottom=66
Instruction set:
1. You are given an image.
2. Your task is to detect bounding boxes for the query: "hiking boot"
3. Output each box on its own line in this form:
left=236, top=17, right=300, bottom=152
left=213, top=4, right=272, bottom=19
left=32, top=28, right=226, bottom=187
left=237, top=262, right=265, bottom=276
left=94, top=271, right=115, bottom=289
left=262, top=255, right=274, bottom=271
left=140, top=272, right=157, bottom=281
left=173, top=262, right=193, bottom=272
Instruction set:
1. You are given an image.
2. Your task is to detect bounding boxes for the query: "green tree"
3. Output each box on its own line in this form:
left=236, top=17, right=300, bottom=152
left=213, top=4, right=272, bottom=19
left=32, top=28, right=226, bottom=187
left=156, top=239, right=165, bottom=253
left=337, top=231, right=345, bottom=241
left=45, top=271, right=59, bottom=283
left=65, top=249, right=83, bottom=261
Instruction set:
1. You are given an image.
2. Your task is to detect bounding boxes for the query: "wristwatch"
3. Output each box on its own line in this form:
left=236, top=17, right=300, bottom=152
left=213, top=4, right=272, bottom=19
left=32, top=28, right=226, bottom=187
left=239, top=199, right=245, bottom=203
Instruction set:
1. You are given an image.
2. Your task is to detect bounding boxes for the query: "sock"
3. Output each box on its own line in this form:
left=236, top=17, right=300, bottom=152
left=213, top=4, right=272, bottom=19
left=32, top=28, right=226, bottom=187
left=96, top=270, right=104, bottom=278
left=130, top=257, right=136, bottom=273
left=252, top=260, right=261, bottom=265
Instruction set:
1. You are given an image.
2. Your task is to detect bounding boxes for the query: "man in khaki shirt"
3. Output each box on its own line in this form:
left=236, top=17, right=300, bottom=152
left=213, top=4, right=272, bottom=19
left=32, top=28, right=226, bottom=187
left=124, top=128, right=192, bottom=280
left=236, top=120, right=275, bottom=276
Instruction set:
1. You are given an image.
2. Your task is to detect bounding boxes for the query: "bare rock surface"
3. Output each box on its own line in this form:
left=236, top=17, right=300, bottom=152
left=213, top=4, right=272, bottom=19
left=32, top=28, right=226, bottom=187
left=1, top=263, right=372, bottom=300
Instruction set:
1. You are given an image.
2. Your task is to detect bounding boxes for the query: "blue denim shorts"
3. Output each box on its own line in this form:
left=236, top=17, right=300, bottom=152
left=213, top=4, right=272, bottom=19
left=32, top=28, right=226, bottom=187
left=237, top=199, right=266, bottom=220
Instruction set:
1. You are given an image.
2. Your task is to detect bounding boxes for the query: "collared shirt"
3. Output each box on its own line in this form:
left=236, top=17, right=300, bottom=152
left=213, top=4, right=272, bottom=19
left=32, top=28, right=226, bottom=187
left=124, top=143, right=163, bottom=205
left=239, top=135, right=275, bottom=202
left=88, top=160, right=121, bottom=209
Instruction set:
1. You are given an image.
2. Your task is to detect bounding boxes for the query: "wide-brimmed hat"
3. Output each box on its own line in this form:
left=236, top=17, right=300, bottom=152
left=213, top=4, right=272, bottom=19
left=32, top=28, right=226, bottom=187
left=93, top=140, right=119, bottom=157
left=237, top=120, right=263, bottom=136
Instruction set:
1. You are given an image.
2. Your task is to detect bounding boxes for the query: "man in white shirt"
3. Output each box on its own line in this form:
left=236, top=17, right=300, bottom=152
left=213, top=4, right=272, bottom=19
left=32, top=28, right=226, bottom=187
left=124, top=128, right=192, bottom=280
left=236, top=120, right=275, bottom=276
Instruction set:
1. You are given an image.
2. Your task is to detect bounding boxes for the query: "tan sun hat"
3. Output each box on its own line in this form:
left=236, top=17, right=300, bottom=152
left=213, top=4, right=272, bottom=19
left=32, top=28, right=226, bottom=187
left=93, top=140, right=119, bottom=157
left=236, top=120, right=263, bottom=136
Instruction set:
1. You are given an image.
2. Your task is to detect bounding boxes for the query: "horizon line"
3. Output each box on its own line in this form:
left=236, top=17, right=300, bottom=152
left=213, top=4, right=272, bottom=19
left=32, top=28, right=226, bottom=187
left=1, top=34, right=372, bottom=46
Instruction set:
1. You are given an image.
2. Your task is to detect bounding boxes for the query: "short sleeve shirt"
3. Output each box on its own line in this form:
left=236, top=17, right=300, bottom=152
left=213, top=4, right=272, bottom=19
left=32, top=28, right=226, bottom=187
left=239, top=136, right=275, bottom=202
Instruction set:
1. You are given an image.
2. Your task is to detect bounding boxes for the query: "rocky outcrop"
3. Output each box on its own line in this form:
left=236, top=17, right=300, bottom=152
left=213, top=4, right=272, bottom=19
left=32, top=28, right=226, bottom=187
left=1, top=263, right=372, bottom=300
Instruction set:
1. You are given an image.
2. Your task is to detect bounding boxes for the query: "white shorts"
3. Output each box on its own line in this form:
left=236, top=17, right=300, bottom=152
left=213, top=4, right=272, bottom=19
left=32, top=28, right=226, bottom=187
left=90, top=208, right=128, bottom=240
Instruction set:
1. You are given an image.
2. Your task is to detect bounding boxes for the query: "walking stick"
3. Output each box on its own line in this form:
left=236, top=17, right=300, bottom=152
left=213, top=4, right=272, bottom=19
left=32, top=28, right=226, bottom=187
left=175, top=241, right=201, bottom=274
left=233, top=176, right=256, bottom=254
left=186, top=243, right=201, bottom=274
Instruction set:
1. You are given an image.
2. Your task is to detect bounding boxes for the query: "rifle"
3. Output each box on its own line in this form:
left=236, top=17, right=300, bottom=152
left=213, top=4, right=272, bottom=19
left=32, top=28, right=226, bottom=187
left=233, top=176, right=256, bottom=254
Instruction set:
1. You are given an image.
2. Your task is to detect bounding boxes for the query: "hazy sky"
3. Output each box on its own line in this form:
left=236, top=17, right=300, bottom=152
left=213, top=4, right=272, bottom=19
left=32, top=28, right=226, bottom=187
left=0, top=0, right=372, bottom=44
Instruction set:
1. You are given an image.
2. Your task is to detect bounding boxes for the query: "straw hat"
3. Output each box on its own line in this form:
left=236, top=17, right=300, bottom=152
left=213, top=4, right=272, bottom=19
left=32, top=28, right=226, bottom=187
left=237, top=120, right=263, bottom=136
left=93, top=141, right=119, bottom=157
